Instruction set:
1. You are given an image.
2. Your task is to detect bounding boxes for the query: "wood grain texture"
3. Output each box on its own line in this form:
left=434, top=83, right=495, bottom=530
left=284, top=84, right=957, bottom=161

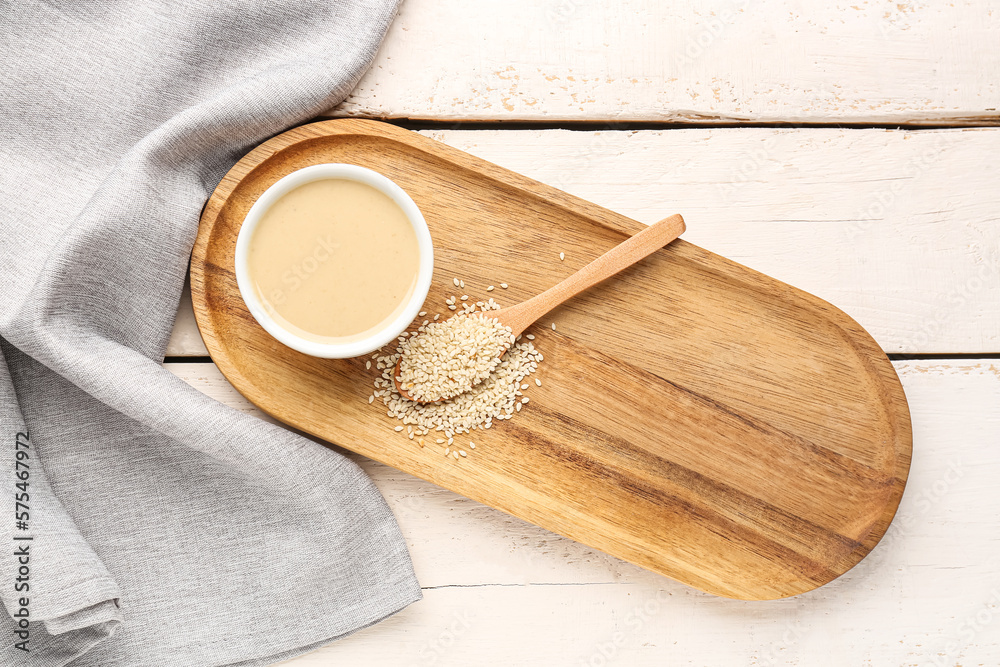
left=189, top=119, right=911, bottom=600
left=166, top=127, right=1000, bottom=357
left=326, top=0, right=1000, bottom=124
left=165, top=360, right=1000, bottom=666
left=498, top=213, right=685, bottom=336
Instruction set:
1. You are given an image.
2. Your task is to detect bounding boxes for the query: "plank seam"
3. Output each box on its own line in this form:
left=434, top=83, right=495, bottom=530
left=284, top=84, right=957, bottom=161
left=381, top=119, right=1000, bottom=132
left=421, top=582, right=626, bottom=590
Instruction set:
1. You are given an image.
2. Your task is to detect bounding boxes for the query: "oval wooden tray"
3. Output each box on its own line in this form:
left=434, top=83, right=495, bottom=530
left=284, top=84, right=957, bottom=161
left=191, top=119, right=911, bottom=600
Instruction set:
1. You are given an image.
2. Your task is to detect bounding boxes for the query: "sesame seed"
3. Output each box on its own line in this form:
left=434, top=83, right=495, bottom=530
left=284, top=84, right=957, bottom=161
left=453, top=451, right=460, bottom=459
left=460, top=280, right=465, bottom=288
left=560, top=252, right=565, bottom=260
left=419, top=438, right=425, bottom=447
left=552, top=323, right=556, bottom=330
left=444, top=447, right=450, bottom=455
left=522, top=397, right=530, bottom=404
left=526, top=334, right=534, bottom=340
left=394, top=425, right=404, bottom=431
left=448, top=437, right=454, bottom=445
left=453, top=277, right=460, bottom=287
left=487, top=285, right=495, bottom=291
left=521, top=383, right=529, bottom=389
left=369, top=395, right=375, bottom=404
left=419, top=311, right=427, bottom=317
left=461, top=295, right=468, bottom=301
left=535, top=378, right=542, bottom=386
left=436, top=438, right=445, bottom=444
left=448, top=305, right=457, bottom=310
left=500, top=283, right=508, bottom=289
left=459, top=450, right=467, bottom=457
left=470, top=442, right=476, bottom=449
left=434, top=314, right=441, bottom=320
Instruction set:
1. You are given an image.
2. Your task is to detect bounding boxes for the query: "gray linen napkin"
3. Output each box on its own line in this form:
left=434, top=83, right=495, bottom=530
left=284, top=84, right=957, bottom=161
left=0, top=1, right=422, bottom=665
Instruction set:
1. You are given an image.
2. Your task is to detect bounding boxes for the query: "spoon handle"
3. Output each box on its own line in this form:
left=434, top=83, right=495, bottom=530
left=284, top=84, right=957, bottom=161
left=499, top=214, right=685, bottom=335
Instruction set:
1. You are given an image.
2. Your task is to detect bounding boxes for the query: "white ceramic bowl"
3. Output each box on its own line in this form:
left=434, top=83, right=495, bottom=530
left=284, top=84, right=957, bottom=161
left=234, top=163, right=433, bottom=358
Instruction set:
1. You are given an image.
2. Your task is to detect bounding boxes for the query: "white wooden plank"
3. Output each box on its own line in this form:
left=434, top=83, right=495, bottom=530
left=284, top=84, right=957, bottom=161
left=166, top=360, right=1000, bottom=666
left=327, top=0, right=1000, bottom=123
left=165, top=280, right=207, bottom=357
left=419, top=128, right=1000, bottom=354
left=169, top=127, right=1000, bottom=355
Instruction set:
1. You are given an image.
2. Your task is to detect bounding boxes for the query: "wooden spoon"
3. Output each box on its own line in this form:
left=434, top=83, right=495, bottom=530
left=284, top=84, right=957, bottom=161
left=394, top=213, right=686, bottom=402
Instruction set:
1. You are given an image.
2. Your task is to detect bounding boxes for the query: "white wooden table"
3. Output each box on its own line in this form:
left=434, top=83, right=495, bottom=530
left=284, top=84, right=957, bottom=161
left=167, top=2, right=1000, bottom=664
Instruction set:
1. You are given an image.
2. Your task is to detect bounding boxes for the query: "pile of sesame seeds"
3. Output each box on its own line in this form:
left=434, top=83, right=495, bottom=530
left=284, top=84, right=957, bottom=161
left=398, top=314, right=514, bottom=402
left=366, top=279, right=543, bottom=460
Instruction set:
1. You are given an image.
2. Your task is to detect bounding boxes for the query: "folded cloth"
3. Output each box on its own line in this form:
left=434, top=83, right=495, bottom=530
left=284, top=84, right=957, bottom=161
left=0, top=1, right=421, bottom=665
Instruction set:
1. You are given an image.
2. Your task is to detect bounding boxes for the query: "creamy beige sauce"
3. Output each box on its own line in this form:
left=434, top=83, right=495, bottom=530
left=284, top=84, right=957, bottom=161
left=247, top=178, right=419, bottom=343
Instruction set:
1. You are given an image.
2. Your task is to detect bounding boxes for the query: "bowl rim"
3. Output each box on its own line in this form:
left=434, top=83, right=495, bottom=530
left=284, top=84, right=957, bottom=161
left=233, top=163, right=433, bottom=359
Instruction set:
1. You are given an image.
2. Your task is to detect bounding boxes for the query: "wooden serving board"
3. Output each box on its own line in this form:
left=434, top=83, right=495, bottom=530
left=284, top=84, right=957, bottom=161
left=190, top=119, right=911, bottom=600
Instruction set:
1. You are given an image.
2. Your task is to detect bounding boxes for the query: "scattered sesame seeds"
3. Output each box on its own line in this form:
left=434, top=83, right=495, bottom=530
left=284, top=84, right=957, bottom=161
left=560, top=252, right=565, bottom=261
left=369, top=285, right=542, bottom=460
left=372, top=340, right=541, bottom=444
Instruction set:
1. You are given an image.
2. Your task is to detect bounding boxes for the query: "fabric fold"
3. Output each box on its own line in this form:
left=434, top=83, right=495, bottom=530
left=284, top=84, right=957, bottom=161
left=1, top=1, right=420, bottom=665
